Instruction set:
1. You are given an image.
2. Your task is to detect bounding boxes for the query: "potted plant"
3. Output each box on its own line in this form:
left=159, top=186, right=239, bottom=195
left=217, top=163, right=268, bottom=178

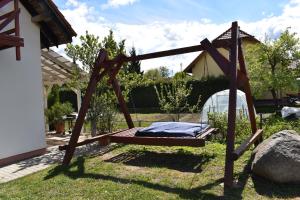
left=45, top=102, right=73, bottom=134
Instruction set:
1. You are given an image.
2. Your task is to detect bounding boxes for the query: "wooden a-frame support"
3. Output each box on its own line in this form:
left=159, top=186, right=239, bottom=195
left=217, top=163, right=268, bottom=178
left=61, top=21, right=263, bottom=189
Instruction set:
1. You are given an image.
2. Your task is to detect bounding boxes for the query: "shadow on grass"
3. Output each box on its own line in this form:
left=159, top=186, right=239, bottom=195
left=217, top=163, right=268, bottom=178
left=44, top=151, right=300, bottom=199
left=252, top=175, right=300, bottom=199
left=103, top=149, right=215, bottom=173
left=44, top=156, right=223, bottom=199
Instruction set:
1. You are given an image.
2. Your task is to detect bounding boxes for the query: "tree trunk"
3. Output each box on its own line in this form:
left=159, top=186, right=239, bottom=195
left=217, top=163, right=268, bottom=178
left=91, top=119, right=97, bottom=137
left=270, top=88, right=279, bottom=108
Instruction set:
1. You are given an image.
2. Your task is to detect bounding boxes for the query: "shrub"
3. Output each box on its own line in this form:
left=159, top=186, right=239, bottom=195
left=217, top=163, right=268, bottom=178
left=208, top=112, right=252, bottom=143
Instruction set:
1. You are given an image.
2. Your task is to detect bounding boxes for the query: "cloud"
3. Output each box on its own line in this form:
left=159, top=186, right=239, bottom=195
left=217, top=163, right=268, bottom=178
left=101, top=0, right=138, bottom=9
left=54, top=0, right=300, bottom=73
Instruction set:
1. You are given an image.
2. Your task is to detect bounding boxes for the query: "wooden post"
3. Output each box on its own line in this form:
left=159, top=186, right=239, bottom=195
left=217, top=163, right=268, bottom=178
left=110, top=77, right=134, bottom=129
left=14, top=0, right=20, bottom=60
left=62, top=50, right=108, bottom=166
left=224, top=21, right=239, bottom=188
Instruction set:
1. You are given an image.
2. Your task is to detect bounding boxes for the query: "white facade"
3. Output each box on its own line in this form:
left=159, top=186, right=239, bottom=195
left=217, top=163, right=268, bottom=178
left=0, top=3, right=45, bottom=161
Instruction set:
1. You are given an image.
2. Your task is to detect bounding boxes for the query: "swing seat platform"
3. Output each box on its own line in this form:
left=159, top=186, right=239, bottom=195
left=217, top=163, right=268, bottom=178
left=59, top=127, right=217, bottom=151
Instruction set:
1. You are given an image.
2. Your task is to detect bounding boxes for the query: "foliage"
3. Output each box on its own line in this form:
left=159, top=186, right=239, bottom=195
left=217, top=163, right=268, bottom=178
left=45, top=102, right=73, bottom=125
left=154, top=75, right=200, bottom=121
left=208, top=112, right=252, bottom=143
left=65, top=30, right=126, bottom=136
left=263, top=115, right=300, bottom=138
left=159, top=66, right=170, bottom=78
left=143, top=68, right=163, bottom=81
left=126, top=47, right=142, bottom=74
left=128, top=76, right=230, bottom=111
left=246, top=29, right=300, bottom=103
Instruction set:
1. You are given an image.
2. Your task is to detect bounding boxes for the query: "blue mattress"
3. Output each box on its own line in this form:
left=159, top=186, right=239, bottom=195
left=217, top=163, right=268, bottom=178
left=135, top=122, right=209, bottom=137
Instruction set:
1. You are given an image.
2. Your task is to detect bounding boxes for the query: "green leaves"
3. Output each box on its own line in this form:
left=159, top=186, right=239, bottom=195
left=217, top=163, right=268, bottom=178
left=246, top=28, right=300, bottom=100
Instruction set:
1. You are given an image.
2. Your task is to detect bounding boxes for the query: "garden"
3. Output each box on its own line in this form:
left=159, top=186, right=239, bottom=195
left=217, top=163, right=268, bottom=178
left=2, top=27, right=300, bottom=199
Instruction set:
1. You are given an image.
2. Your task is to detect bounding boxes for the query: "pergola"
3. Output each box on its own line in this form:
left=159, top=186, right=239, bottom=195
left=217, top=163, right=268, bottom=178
left=41, top=49, right=82, bottom=130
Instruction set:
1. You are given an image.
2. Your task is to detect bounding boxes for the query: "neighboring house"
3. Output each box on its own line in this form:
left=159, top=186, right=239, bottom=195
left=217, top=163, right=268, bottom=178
left=0, top=0, right=76, bottom=166
left=184, top=28, right=260, bottom=79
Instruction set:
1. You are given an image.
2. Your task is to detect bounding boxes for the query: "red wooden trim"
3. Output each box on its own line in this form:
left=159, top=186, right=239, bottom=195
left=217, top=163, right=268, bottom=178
left=0, top=148, right=46, bottom=167
left=0, top=10, right=15, bottom=20
left=0, top=9, right=20, bottom=31
left=0, top=34, right=23, bottom=46
left=14, top=0, right=20, bottom=60
left=62, top=50, right=108, bottom=166
left=224, top=21, right=239, bottom=188
left=0, top=28, right=15, bottom=35
left=232, top=129, right=263, bottom=160
left=0, top=0, right=13, bottom=9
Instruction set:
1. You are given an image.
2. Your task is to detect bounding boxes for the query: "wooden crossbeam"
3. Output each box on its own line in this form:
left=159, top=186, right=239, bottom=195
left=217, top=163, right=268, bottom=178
left=0, top=34, right=23, bottom=46
left=232, top=129, right=263, bottom=160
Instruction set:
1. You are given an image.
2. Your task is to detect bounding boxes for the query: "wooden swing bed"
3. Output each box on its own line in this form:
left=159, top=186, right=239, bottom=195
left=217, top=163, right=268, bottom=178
left=60, top=22, right=263, bottom=188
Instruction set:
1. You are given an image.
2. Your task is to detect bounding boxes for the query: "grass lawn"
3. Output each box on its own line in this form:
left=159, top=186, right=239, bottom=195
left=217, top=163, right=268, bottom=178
left=1, top=143, right=299, bottom=199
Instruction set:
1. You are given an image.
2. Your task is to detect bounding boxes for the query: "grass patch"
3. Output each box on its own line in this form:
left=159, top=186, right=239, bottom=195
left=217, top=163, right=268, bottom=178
left=1, top=143, right=299, bottom=199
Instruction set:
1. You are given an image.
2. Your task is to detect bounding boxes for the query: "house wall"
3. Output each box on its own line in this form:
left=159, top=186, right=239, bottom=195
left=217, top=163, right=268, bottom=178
left=0, top=3, right=46, bottom=163
left=191, top=40, right=256, bottom=79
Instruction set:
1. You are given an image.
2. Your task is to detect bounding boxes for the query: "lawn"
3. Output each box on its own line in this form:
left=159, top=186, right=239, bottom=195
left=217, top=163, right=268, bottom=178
left=1, top=143, right=299, bottom=199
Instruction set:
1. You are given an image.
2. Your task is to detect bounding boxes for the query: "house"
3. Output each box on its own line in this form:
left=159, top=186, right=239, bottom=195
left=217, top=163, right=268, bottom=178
left=184, top=28, right=260, bottom=79
left=0, top=0, right=76, bottom=166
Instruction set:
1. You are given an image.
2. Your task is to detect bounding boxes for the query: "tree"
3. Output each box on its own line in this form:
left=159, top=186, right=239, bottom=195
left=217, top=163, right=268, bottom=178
left=159, top=66, right=170, bottom=78
left=154, top=75, right=200, bottom=121
left=246, top=29, right=300, bottom=106
left=143, top=68, right=162, bottom=81
left=127, top=47, right=142, bottom=74
left=65, top=30, right=126, bottom=136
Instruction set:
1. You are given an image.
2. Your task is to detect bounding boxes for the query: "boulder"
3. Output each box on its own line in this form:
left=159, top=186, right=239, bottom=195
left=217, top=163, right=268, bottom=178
left=251, top=130, right=300, bottom=183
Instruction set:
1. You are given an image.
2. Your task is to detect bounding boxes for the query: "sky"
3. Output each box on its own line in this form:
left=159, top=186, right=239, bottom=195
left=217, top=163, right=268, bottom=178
left=52, top=0, right=300, bottom=73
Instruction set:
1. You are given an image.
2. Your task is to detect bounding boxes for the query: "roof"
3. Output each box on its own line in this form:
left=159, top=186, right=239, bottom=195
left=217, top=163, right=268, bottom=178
left=41, top=49, right=77, bottom=85
left=183, top=27, right=260, bottom=73
left=20, top=0, right=77, bottom=48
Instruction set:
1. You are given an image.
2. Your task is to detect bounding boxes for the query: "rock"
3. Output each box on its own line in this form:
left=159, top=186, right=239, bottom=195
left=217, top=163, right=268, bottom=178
left=251, top=130, right=300, bottom=183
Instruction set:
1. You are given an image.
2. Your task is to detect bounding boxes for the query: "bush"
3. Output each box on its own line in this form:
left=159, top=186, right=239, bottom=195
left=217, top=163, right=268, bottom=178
left=208, top=112, right=252, bottom=143
left=45, top=102, right=73, bottom=126
left=263, top=115, right=300, bottom=138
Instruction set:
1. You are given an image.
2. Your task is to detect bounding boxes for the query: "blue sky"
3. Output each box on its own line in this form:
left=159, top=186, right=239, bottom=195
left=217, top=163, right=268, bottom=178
left=54, top=0, right=289, bottom=24
left=53, top=0, right=300, bottom=72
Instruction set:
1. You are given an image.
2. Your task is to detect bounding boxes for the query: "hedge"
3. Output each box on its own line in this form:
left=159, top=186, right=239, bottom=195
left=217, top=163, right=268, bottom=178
left=127, top=76, right=230, bottom=111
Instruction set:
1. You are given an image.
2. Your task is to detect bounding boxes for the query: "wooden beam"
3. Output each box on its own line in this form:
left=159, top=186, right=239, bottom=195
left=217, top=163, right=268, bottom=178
left=200, top=38, right=248, bottom=87
left=41, top=59, right=72, bottom=79
left=0, top=0, right=13, bottom=9
left=224, top=21, right=239, bottom=188
left=0, top=9, right=20, bottom=31
left=62, top=50, right=108, bottom=166
left=0, top=28, right=15, bottom=35
left=110, top=78, right=134, bottom=129
left=232, top=129, right=263, bottom=160
left=0, top=34, right=23, bottom=47
left=58, top=131, right=123, bottom=151
left=238, top=39, right=258, bottom=136
left=31, top=13, right=52, bottom=23
left=120, top=39, right=231, bottom=63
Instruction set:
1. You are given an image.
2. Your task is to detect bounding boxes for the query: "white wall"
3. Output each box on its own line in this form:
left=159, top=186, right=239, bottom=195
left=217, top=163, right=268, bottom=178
left=0, top=3, right=45, bottom=159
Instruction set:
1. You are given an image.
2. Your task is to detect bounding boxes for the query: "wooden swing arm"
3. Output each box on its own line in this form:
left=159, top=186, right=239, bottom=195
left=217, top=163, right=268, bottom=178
left=237, top=39, right=257, bottom=135
left=200, top=39, right=248, bottom=87
left=62, top=49, right=108, bottom=166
